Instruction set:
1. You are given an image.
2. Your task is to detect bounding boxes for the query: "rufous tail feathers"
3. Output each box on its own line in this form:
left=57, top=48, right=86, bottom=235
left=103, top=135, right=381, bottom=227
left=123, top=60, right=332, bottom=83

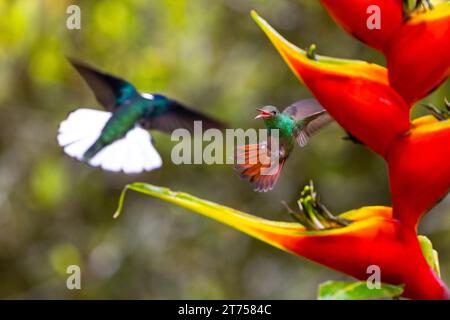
left=234, top=143, right=285, bottom=192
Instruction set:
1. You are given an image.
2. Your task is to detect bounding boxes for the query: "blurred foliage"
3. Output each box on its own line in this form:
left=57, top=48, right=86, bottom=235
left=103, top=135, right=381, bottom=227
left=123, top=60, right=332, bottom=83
left=0, top=0, right=448, bottom=299
left=318, top=281, right=404, bottom=300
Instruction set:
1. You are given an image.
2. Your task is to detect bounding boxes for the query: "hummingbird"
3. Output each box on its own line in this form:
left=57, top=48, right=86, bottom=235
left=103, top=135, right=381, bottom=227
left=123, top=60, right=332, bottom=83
left=57, top=59, right=224, bottom=174
left=234, top=99, right=333, bottom=192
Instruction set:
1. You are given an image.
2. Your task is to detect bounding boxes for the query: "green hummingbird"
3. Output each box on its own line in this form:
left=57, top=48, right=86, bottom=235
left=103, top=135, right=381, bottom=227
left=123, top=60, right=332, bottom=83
left=235, top=99, right=333, bottom=192
left=57, top=59, right=224, bottom=174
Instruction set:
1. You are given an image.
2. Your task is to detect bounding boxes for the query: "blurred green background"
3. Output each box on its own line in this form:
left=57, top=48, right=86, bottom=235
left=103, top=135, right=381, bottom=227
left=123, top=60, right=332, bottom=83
left=0, top=0, right=449, bottom=299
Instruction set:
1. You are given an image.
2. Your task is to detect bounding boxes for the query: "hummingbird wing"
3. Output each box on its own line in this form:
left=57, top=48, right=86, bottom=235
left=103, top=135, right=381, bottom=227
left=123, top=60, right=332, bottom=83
left=57, top=108, right=162, bottom=174
left=284, top=99, right=333, bottom=147
left=141, top=100, right=225, bottom=134
left=283, top=98, right=327, bottom=120
left=234, top=141, right=287, bottom=192
left=294, top=110, right=333, bottom=147
left=68, top=58, right=138, bottom=111
left=302, top=111, right=334, bottom=136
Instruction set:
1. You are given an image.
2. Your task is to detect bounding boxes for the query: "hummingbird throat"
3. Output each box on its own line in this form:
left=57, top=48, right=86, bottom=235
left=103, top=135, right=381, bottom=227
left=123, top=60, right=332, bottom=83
left=264, top=113, right=295, bottom=137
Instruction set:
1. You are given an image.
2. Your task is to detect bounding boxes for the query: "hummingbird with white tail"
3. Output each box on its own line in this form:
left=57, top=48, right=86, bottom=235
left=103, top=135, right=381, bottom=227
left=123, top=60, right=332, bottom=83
left=57, top=59, right=224, bottom=174
left=234, top=99, right=333, bottom=192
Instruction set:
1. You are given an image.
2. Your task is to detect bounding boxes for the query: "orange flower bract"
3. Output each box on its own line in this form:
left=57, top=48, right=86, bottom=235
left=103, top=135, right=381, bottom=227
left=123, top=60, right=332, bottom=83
left=116, top=7, right=450, bottom=300
left=252, top=11, right=450, bottom=231
left=249, top=10, right=450, bottom=298
left=251, top=11, right=410, bottom=158
left=116, top=184, right=450, bottom=300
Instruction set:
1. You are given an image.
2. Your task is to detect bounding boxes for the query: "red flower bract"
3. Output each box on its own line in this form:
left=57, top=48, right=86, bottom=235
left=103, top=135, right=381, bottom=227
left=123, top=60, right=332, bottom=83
left=252, top=11, right=450, bottom=230
left=251, top=11, right=410, bottom=158
left=116, top=7, right=450, bottom=300
left=319, top=0, right=404, bottom=51
left=384, top=3, right=450, bottom=104
left=116, top=184, right=450, bottom=300
left=267, top=208, right=448, bottom=300
left=320, top=2, right=450, bottom=105
left=388, top=116, right=450, bottom=229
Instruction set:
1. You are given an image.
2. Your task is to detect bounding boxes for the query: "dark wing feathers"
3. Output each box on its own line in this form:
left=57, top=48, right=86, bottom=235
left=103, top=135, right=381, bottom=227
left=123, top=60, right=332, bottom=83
left=304, top=112, right=334, bottom=136
left=142, top=100, right=225, bottom=134
left=285, top=99, right=334, bottom=148
left=283, top=98, right=326, bottom=120
left=68, top=58, right=137, bottom=111
left=68, top=58, right=224, bottom=133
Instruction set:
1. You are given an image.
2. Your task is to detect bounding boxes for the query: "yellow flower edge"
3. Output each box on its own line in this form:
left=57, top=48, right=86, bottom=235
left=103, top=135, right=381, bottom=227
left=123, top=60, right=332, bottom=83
left=114, top=182, right=393, bottom=253
left=250, top=10, right=388, bottom=85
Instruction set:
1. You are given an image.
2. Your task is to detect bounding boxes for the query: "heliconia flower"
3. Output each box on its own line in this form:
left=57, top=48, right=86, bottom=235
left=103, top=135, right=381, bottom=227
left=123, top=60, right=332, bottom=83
left=384, top=2, right=450, bottom=104
left=319, top=0, right=404, bottom=51
left=250, top=11, right=410, bottom=158
left=114, top=182, right=450, bottom=300
left=388, top=116, right=450, bottom=229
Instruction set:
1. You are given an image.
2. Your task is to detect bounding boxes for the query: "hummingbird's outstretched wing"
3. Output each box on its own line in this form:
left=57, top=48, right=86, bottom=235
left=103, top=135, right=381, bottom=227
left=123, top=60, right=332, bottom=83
left=68, top=58, right=138, bottom=111
left=284, top=99, right=334, bottom=147
left=57, top=108, right=162, bottom=174
left=294, top=110, right=333, bottom=147
left=141, top=100, right=225, bottom=134
left=302, top=110, right=334, bottom=136
left=234, top=141, right=287, bottom=192
left=283, top=98, right=326, bottom=120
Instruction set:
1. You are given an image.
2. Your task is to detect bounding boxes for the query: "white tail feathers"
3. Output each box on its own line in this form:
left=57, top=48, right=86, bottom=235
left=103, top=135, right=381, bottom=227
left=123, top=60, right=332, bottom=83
left=57, top=108, right=162, bottom=174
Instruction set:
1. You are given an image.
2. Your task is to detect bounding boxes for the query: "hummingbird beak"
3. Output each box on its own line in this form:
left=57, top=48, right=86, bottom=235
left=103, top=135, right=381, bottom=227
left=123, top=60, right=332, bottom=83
left=255, top=108, right=272, bottom=119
